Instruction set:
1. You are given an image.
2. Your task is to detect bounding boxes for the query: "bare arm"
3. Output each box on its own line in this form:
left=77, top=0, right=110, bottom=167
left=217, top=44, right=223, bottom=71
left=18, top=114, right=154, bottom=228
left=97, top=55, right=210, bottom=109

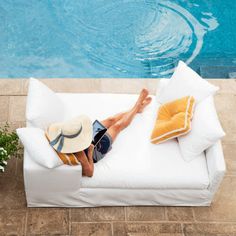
left=76, top=145, right=94, bottom=177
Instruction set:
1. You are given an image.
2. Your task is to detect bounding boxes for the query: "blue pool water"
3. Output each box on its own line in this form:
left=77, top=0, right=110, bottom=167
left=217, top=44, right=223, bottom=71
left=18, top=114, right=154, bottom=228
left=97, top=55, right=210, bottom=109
left=0, top=0, right=235, bottom=78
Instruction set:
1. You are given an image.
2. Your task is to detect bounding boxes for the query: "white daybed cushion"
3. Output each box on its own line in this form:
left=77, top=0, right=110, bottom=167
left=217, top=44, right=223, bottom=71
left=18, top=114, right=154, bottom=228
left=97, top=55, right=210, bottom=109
left=58, top=93, right=209, bottom=190
left=26, top=78, right=65, bottom=130
left=17, top=127, right=63, bottom=168
left=157, top=61, right=219, bottom=104
left=178, top=96, right=225, bottom=162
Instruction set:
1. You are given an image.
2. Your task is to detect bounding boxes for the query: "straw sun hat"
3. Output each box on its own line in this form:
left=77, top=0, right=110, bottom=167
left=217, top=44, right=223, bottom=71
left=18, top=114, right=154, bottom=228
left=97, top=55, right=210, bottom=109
left=46, top=115, right=93, bottom=153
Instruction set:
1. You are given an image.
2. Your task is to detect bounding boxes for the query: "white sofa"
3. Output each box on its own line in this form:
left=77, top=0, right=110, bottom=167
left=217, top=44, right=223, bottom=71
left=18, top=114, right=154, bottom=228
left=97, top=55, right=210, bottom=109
left=23, top=92, right=226, bottom=207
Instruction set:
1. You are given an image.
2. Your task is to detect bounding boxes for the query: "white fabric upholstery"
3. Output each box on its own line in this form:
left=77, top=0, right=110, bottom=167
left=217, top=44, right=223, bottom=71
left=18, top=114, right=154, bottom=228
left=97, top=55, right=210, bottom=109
left=178, top=96, right=225, bottom=161
left=24, top=150, right=82, bottom=194
left=17, top=127, right=63, bottom=168
left=24, top=92, right=226, bottom=207
left=157, top=61, right=219, bottom=104
left=206, top=141, right=226, bottom=193
left=24, top=141, right=225, bottom=207
left=26, top=78, right=65, bottom=130
left=64, top=94, right=208, bottom=190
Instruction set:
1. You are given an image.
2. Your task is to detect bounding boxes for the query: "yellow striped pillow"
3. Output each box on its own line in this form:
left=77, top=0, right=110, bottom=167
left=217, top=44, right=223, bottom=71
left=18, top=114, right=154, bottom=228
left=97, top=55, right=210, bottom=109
left=57, top=152, right=80, bottom=166
left=45, top=133, right=80, bottom=166
left=151, top=96, right=195, bottom=144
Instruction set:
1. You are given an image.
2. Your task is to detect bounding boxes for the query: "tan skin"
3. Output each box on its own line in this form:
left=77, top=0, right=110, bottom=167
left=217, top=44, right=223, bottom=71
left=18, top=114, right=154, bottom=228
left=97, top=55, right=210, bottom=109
left=75, top=89, right=152, bottom=177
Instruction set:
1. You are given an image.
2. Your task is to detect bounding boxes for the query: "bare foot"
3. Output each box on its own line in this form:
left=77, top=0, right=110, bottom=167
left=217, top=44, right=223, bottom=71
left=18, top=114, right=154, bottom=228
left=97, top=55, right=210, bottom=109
left=136, top=89, right=149, bottom=106
left=138, top=97, right=152, bottom=113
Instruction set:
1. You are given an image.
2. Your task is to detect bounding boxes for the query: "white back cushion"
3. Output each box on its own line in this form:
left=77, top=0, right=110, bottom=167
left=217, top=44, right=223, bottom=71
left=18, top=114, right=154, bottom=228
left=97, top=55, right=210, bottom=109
left=178, top=96, right=225, bottom=162
left=157, top=61, right=219, bottom=104
left=26, top=78, right=65, bottom=130
left=17, top=127, right=63, bottom=168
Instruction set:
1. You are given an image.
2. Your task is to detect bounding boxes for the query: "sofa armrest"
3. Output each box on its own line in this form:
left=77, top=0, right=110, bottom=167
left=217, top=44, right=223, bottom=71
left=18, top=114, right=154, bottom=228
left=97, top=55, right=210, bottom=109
left=205, top=141, right=226, bottom=193
left=24, top=150, right=82, bottom=193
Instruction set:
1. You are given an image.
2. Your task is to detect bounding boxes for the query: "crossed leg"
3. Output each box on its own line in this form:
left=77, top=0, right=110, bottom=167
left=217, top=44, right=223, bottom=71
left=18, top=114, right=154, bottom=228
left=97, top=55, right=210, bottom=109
left=100, top=112, right=127, bottom=129
left=100, top=89, right=152, bottom=142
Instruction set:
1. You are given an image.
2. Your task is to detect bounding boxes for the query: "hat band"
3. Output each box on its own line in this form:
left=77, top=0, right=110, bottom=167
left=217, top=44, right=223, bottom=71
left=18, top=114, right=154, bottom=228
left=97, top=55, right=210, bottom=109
left=50, top=126, right=83, bottom=152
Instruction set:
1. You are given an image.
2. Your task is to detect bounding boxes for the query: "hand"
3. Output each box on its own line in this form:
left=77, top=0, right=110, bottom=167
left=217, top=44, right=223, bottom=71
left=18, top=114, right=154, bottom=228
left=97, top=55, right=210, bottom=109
left=77, top=145, right=94, bottom=177
left=87, top=144, right=94, bottom=163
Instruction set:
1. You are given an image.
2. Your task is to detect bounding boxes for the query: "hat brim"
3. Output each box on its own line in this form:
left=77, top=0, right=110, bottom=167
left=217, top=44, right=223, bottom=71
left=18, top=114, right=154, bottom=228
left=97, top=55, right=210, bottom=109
left=46, top=115, right=93, bottom=153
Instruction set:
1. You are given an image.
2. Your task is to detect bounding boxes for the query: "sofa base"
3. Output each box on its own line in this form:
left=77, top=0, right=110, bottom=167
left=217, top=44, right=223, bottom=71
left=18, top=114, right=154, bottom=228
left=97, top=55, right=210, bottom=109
left=23, top=127, right=225, bottom=208
left=22, top=89, right=226, bottom=208
left=26, top=187, right=213, bottom=207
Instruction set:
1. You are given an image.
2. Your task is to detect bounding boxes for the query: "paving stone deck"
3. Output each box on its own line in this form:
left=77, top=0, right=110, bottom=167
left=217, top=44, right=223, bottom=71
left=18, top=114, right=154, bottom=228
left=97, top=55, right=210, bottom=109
left=0, top=79, right=236, bottom=236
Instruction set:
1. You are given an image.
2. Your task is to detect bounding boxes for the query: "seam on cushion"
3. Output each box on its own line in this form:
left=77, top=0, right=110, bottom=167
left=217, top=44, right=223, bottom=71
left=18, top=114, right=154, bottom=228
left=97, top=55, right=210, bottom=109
left=80, top=186, right=208, bottom=190
left=189, top=97, right=195, bottom=120
left=152, top=96, right=191, bottom=141
left=151, top=96, right=195, bottom=143
left=151, top=128, right=192, bottom=145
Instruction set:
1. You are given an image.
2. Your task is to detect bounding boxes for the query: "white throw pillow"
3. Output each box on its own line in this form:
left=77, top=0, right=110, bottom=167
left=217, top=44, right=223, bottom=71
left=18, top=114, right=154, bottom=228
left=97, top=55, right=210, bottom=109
left=17, top=127, right=63, bottom=168
left=157, top=61, right=219, bottom=104
left=26, top=78, right=65, bottom=130
left=178, top=96, right=225, bottom=162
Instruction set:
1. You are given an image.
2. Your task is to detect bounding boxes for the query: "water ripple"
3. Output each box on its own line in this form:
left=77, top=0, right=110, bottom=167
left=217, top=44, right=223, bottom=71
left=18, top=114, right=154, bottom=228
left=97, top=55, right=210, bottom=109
left=0, top=0, right=219, bottom=78
left=50, top=0, right=219, bottom=77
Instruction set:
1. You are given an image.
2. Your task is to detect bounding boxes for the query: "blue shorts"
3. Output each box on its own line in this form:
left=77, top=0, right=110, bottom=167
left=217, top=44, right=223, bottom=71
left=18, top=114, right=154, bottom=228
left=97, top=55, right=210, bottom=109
left=92, top=132, right=113, bottom=163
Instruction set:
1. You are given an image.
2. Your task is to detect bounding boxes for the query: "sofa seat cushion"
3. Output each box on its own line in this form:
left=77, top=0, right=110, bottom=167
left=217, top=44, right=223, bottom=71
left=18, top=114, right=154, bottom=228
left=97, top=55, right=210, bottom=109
left=58, top=93, right=209, bottom=190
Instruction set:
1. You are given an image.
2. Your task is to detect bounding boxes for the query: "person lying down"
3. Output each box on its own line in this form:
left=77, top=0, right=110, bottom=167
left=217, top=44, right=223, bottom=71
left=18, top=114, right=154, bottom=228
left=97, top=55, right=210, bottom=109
left=46, top=89, right=152, bottom=177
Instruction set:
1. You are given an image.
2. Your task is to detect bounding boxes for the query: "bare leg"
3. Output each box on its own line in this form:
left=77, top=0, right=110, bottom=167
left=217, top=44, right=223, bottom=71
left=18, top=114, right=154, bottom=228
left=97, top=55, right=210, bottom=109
left=107, top=89, right=152, bottom=141
left=101, top=89, right=152, bottom=129
left=100, top=112, right=127, bottom=129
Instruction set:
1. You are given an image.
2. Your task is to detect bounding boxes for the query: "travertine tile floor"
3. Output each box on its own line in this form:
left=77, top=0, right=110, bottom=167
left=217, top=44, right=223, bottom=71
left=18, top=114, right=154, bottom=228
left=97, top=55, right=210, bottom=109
left=0, top=79, right=236, bottom=236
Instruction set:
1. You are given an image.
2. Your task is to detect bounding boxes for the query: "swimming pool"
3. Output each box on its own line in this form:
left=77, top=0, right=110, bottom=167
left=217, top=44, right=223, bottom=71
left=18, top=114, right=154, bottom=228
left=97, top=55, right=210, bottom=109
left=0, top=0, right=235, bottom=78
